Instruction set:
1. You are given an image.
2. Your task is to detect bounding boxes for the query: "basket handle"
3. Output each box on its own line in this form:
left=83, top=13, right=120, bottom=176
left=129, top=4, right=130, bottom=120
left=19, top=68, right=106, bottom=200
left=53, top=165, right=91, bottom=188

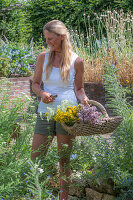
left=88, top=100, right=109, bottom=118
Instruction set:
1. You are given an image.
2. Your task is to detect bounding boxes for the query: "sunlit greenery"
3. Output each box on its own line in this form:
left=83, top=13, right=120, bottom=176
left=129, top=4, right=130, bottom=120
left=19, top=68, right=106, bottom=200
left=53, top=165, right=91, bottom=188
left=0, top=1, right=133, bottom=199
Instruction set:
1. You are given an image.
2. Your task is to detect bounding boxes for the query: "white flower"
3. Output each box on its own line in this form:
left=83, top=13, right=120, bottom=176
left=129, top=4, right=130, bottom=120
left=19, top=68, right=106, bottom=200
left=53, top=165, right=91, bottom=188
left=57, top=100, right=73, bottom=112
left=34, top=164, right=39, bottom=168
left=38, top=168, right=44, bottom=173
left=46, top=107, right=56, bottom=121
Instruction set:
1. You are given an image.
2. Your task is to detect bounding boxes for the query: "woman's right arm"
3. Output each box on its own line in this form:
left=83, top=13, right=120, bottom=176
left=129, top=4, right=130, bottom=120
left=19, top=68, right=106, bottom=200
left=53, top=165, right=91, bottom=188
left=32, top=52, right=45, bottom=97
left=32, top=52, right=54, bottom=103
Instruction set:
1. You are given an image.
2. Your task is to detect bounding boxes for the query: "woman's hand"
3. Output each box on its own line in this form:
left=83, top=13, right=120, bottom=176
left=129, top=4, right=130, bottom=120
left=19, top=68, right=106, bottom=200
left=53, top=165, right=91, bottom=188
left=40, top=90, right=55, bottom=104
left=80, top=95, right=89, bottom=105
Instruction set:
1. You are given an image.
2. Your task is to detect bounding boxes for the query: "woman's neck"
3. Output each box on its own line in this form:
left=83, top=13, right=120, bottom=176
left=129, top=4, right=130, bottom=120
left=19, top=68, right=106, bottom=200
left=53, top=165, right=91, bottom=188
left=54, top=51, right=62, bottom=55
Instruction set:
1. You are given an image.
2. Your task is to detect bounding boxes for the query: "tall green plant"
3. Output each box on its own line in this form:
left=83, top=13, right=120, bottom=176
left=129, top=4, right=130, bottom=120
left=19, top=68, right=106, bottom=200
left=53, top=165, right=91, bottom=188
left=70, top=63, right=133, bottom=199
left=102, top=63, right=133, bottom=198
left=0, top=78, right=35, bottom=198
left=0, top=79, right=60, bottom=199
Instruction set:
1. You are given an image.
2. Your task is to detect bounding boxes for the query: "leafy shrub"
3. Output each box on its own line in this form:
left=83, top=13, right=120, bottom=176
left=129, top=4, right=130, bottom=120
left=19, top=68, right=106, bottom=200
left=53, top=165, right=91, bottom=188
left=70, top=63, right=133, bottom=198
left=0, top=41, right=35, bottom=77
left=0, top=57, right=10, bottom=77
left=0, top=78, right=60, bottom=199
left=0, top=78, right=35, bottom=198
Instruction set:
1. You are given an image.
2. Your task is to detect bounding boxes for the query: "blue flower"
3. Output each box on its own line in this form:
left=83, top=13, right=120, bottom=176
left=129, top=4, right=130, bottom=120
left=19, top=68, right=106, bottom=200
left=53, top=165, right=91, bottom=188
left=70, top=154, right=77, bottom=160
left=47, top=192, right=51, bottom=195
left=27, top=162, right=30, bottom=164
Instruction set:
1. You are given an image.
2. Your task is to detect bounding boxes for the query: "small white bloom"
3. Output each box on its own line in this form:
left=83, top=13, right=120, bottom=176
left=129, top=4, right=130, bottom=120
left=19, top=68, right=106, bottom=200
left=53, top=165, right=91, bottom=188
left=38, top=168, right=44, bottom=173
left=57, top=100, right=73, bottom=112
left=34, top=164, right=39, bottom=168
left=46, top=107, right=56, bottom=121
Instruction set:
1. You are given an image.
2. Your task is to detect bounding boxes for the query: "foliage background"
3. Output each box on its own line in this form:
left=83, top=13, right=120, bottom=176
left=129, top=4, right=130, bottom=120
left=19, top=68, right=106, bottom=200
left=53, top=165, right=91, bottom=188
left=0, top=1, right=133, bottom=199
left=0, top=0, right=133, bottom=43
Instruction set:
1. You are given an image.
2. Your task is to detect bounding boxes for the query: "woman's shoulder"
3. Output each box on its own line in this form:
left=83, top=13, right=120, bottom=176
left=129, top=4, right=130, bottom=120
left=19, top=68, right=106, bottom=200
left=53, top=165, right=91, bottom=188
left=37, top=51, right=50, bottom=61
left=74, top=55, right=83, bottom=65
left=37, top=51, right=45, bottom=60
left=38, top=51, right=49, bottom=58
left=74, top=55, right=84, bottom=72
left=72, top=52, right=82, bottom=62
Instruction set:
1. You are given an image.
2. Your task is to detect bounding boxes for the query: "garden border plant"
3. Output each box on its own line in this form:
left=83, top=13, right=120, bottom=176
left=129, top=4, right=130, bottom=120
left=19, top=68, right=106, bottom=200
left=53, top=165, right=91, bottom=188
left=69, top=63, right=133, bottom=199
left=0, top=8, right=132, bottom=200
left=0, top=39, right=46, bottom=78
left=71, top=9, right=133, bottom=95
left=0, top=78, right=62, bottom=199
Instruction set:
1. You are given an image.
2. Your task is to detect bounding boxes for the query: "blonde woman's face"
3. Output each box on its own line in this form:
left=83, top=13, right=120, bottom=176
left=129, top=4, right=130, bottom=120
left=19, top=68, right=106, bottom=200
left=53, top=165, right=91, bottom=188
left=44, top=30, right=64, bottom=52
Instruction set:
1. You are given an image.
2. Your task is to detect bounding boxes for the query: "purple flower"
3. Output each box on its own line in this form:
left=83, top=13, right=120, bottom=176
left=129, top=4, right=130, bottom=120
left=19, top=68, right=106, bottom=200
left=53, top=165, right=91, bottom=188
left=78, top=104, right=103, bottom=124
left=79, top=117, right=83, bottom=121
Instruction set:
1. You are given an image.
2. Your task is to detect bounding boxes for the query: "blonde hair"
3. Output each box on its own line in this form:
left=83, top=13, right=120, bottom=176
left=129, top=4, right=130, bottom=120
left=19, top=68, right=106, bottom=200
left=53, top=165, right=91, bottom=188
left=43, top=20, right=73, bottom=82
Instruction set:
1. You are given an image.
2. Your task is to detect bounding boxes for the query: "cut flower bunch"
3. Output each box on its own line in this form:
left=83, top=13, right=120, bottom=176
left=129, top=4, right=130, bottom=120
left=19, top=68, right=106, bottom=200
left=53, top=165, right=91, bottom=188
left=44, top=100, right=103, bottom=127
left=42, top=100, right=122, bottom=136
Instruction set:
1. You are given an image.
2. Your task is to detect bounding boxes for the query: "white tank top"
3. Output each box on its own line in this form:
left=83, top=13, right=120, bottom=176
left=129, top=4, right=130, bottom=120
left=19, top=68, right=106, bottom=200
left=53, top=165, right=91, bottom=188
left=38, top=52, right=79, bottom=113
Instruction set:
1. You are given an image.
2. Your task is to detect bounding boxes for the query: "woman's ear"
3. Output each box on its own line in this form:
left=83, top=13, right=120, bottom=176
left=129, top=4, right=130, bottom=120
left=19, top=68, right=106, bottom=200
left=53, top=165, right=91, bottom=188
left=60, top=34, right=65, bottom=40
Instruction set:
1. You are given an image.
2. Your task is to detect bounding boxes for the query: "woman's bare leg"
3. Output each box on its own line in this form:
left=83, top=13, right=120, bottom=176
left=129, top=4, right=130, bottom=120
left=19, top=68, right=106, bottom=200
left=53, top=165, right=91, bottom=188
left=56, top=133, right=75, bottom=200
left=31, top=133, right=54, bottom=160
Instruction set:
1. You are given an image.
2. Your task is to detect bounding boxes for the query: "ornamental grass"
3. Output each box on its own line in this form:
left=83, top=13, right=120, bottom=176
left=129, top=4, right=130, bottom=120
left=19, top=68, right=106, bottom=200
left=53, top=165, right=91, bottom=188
left=71, top=10, right=133, bottom=88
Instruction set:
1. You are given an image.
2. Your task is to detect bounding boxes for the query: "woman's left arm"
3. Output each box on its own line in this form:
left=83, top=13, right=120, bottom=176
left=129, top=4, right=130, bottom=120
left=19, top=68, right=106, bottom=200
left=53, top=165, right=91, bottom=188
left=74, top=57, right=89, bottom=105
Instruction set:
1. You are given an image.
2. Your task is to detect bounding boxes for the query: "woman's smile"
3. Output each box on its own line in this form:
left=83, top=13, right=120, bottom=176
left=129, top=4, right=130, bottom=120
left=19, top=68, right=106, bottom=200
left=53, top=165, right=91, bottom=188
left=44, top=30, right=62, bottom=52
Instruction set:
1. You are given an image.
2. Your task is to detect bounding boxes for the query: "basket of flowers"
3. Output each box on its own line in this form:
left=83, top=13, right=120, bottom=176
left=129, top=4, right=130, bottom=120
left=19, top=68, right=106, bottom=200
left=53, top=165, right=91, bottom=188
left=45, top=100, right=123, bottom=136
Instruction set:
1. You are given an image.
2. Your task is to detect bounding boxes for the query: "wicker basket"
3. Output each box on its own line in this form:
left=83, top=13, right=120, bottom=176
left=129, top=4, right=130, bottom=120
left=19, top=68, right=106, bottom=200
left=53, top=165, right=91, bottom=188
left=61, top=100, right=123, bottom=136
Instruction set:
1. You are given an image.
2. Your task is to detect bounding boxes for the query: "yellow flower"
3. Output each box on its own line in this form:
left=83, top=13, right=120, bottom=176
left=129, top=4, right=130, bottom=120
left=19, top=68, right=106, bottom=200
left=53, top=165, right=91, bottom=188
left=126, top=80, right=129, bottom=84
left=45, top=112, right=48, bottom=117
left=54, top=105, right=79, bottom=126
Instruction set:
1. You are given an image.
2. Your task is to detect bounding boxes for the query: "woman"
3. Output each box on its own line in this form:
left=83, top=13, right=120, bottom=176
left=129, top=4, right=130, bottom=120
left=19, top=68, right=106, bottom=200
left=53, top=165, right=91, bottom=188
left=31, top=20, right=89, bottom=200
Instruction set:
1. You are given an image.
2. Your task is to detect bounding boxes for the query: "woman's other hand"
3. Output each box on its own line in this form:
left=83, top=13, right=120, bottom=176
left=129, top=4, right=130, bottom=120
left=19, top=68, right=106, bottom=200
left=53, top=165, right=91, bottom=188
left=80, top=95, right=89, bottom=105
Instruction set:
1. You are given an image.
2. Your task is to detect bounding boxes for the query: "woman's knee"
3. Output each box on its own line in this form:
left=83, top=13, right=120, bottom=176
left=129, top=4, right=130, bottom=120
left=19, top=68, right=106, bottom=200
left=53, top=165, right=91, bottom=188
left=31, top=134, right=54, bottom=158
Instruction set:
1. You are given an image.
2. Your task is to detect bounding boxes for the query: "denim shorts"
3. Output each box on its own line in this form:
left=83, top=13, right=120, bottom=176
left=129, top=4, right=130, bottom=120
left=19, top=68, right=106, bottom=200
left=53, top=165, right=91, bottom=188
left=34, top=113, right=69, bottom=135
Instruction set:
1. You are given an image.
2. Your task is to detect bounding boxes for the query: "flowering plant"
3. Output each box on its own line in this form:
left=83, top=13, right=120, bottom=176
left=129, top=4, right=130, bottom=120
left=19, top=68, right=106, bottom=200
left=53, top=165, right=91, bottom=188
left=44, top=100, right=103, bottom=127
left=77, top=103, right=103, bottom=124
